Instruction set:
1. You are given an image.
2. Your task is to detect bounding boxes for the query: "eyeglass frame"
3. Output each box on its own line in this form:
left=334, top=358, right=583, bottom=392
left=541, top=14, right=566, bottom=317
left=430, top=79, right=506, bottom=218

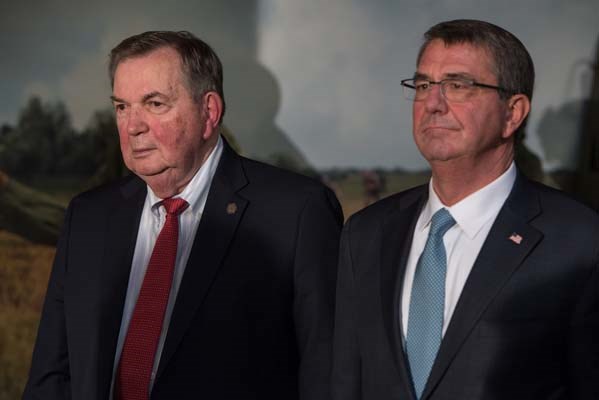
left=400, top=77, right=512, bottom=102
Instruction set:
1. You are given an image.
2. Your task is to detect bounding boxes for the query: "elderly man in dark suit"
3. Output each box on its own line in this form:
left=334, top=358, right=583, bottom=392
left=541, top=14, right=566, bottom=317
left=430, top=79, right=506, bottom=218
left=24, top=31, right=342, bottom=400
left=332, top=19, right=599, bottom=400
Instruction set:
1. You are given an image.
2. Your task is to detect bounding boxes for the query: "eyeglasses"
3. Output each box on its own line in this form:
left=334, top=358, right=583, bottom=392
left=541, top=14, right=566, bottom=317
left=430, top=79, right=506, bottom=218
left=400, top=78, right=511, bottom=102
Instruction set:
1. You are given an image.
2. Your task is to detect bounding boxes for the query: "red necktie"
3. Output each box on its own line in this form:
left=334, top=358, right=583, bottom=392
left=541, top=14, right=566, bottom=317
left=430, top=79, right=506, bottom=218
left=117, top=197, right=189, bottom=400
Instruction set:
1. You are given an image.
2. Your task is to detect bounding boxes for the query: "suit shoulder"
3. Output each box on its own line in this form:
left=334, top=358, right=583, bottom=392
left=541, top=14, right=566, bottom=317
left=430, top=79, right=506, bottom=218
left=239, top=156, right=330, bottom=195
left=68, top=174, right=143, bottom=210
left=347, top=184, right=426, bottom=230
left=518, top=180, right=599, bottom=243
left=529, top=180, right=598, bottom=223
left=237, top=156, right=343, bottom=222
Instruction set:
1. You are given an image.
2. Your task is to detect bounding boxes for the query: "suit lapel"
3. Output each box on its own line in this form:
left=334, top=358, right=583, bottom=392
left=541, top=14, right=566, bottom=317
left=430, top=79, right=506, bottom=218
left=380, top=187, right=427, bottom=396
left=96, top=176, right=146, bottom=396
left=156, top=140, right=249, bottom=379
left=422, top=175, right=543, bottom=399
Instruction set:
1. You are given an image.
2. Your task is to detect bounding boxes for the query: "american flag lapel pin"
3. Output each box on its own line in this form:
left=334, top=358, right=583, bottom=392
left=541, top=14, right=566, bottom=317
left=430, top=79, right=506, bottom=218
left=508, top=232, right=523, bottom=245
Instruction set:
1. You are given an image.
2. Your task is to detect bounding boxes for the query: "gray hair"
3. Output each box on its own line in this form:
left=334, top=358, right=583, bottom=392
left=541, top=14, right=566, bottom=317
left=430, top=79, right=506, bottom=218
left=418, top=20, right=535, bottom=141
left=109, top=30, right=226, bottom=119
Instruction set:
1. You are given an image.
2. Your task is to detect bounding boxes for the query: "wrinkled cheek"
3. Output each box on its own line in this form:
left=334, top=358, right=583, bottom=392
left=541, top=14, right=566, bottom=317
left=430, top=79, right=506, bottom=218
left=154, top=136, right=175, bottom=154
left=413, top=129, right=430, bottom=149
left=158, top=119, right=187, bottom=147
left=171, top=117, right=187, bottom=146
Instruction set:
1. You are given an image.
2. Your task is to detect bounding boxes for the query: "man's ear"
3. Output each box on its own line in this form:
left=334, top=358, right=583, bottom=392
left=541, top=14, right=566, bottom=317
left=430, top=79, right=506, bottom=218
left=502, top=94, right=531, bottom=139
left=202, top=91, right=223, bottom=140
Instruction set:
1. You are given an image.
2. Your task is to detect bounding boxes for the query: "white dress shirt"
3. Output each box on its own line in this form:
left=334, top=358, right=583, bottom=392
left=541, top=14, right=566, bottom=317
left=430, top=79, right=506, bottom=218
left=110, top=136, right=223, bottom=397
left=401, top=162, right=516, bottom=338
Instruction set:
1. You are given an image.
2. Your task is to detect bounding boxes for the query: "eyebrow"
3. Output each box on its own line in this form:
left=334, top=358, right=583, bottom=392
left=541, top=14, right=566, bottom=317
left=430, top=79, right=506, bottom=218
left=110, top=95, right=126, bottom=103
left=109, top=91, right=167, bottom=104
left=413, top=72, right=430, bottom=81
left=444, top=72, right=476, bottom=80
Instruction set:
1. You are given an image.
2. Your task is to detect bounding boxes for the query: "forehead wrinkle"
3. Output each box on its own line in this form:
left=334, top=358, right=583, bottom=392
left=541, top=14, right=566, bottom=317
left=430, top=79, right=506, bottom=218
left=413, top=72, right=478, bottom=82
left=114, top=50, right=182, bottom=102
left=444, top=42, right=498, bottom=82
left=416, top=43, right=496, bottom=83
left=113, top=78, right=180, bottom=105
left=413, top=72, right=429, bottom=80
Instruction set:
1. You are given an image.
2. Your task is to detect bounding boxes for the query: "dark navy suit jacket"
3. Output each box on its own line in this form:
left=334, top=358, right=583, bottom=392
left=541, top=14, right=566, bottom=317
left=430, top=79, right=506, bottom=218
left=24, top=139, right=343, bottom=400
left=332, top=173, right=599, bottom=400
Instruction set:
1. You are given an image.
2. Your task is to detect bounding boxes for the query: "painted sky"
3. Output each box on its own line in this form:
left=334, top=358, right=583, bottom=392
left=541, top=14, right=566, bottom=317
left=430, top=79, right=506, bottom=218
left=1, top=0, right=598, bottom=169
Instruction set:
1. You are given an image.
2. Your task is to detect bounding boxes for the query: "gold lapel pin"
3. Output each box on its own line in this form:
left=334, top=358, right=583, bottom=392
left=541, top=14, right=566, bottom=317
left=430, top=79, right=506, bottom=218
left=226, top=202, right=238, bottom=215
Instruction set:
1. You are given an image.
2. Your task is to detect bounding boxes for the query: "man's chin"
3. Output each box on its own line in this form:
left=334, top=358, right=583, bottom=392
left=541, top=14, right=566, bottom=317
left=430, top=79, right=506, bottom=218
left=138, top=172, right=184, bottom=198
left=420, top=146, right=462, bottom=163
left=127, top=161, right=170, bottom=178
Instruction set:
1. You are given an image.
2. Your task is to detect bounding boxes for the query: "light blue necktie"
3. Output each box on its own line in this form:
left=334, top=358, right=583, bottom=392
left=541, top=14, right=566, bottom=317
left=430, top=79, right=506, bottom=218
left=406, top=208, right=455, bottom=399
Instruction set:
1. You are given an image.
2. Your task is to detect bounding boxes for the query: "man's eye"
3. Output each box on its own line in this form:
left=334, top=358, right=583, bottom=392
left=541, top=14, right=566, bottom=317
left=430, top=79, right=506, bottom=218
left=415, top=82, right=430, bottom=91
left=147, top=101, right=168, bottom=112
left=114, top=104, right=127, bottom=113
left=447, top=80, right=468, bottom=90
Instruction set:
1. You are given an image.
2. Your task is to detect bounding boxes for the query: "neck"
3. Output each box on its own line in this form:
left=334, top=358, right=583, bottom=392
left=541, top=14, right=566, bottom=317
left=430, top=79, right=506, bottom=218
left=148, top=177, right=194, bottom=199
left=145, top=135, right=218, bottom=199
left=430, top=146, right=514, bottom=206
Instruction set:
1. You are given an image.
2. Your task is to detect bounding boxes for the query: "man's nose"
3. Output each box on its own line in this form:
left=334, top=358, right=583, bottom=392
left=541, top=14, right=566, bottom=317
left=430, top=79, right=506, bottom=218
left=423, top=84, right=449, bottom=114
left=126, top=106, right=149, bottom=136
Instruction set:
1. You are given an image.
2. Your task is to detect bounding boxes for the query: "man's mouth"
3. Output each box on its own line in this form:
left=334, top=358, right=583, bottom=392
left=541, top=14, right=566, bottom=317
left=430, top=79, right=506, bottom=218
left=422, top=126, right=459, bottom=133
left=131, top=148, right=155, bottom=158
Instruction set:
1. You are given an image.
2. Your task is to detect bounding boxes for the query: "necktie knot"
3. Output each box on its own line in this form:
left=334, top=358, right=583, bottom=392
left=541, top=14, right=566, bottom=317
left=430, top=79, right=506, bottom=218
left=429, top=208, right=455, bottom=238
left=161, top=198, right=189, bottom=216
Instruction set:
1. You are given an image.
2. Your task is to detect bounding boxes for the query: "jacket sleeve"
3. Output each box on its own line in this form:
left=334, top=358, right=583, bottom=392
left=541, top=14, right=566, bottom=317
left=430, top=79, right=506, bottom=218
left=567, top=217, right=599, bottom=399
left=331, top=217, right=361, bottom=400
left=293, top=186, right=343, bottom=400
left=22, top=201, right=74, bottom=400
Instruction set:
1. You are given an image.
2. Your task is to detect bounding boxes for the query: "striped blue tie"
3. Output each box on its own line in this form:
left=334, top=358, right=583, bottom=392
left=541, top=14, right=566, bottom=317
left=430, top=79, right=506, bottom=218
left=406, top=208, right=455, bottom=399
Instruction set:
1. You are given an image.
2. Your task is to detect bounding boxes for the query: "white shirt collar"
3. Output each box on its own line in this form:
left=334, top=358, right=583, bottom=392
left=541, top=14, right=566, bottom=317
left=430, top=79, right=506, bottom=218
left=418, top=162, right=517, bottom=239
left=146, top=135, right=224, bottom=218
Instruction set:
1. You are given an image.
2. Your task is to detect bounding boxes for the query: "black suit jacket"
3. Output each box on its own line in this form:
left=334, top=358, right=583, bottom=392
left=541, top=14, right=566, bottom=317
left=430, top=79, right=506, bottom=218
left=24, top=140, right=343, bottom=400
left=332, top=173, right=599, bottom=400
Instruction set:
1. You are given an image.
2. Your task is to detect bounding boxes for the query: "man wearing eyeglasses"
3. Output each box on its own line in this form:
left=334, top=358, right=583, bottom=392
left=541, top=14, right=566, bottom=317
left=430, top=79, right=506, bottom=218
left=332, top=19, right=599, bottom=400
